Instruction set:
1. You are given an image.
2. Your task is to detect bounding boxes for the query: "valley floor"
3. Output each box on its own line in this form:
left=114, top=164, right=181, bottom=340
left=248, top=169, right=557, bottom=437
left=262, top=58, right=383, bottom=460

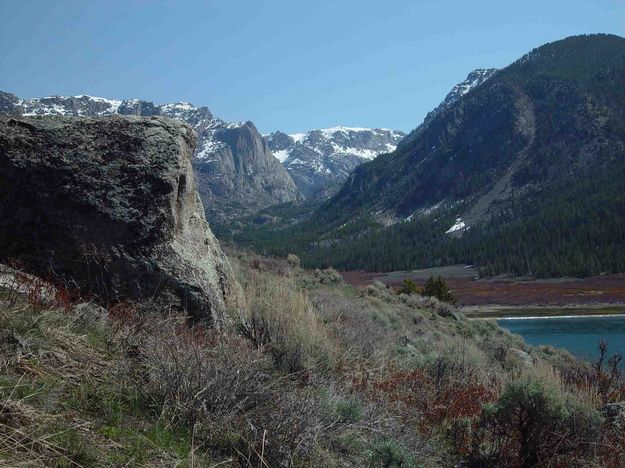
left=342, top=266, right=625, bottom=316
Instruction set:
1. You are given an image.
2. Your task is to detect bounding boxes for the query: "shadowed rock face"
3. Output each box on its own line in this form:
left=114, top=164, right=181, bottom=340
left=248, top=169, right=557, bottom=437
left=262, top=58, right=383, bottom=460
left=0, top=115, right=243, bottom=325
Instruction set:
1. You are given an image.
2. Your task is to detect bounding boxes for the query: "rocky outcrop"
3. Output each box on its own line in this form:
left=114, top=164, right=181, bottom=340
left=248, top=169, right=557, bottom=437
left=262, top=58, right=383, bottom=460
left=0, top=92, right=301, bottom=226
left=505, top=348, right=533, bottom=367
left=195, top=121, right=302, bottom=222
left=0, top=92, right=22, bottom=117
left=0, top=115, right=243, bottom=325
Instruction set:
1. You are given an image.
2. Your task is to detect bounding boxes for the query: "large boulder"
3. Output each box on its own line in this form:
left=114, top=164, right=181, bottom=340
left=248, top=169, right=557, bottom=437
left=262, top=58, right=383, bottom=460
left=0, top=91, right=302, bottom=228
left=0, top=115, right=243, bottom=325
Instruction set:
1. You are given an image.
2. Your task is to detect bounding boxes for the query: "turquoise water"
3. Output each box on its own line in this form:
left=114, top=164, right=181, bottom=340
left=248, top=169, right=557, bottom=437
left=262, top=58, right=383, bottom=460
left=497, top=315, right=625, bottom=362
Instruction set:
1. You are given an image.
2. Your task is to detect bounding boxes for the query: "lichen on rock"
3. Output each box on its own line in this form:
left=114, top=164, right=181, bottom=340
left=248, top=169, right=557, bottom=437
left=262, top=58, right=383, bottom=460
left=0, top=115, right=243, bottom=325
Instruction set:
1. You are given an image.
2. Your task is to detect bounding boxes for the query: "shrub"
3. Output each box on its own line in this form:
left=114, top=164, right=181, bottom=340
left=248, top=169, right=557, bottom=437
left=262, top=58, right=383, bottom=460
left=286, top=253, right=301, bottom=267
left=240, top=272, right=335, bottom=372
left=367, top=439, right=416, bottom=467
left=314, top=267, right=343, bottom=285
left=138, top=317, right=271, bottom=426
left=397, top=279, right=420, bottom=296
left=421, top=276, right=456, bottom=305
left=242, top=386, right=343, bottom=466
left=592, top=339, right=623, bottom=402
left=248, top=255, right=289, bottom=275
left=365, top=281, right=398, bottom=303
left=334, top=398, right=363, bottom=423
left=401, top=293, right=459, bottom=319
left=477, top=378, right=602, bottom=467
left=312, top=288, right=398, bottom=363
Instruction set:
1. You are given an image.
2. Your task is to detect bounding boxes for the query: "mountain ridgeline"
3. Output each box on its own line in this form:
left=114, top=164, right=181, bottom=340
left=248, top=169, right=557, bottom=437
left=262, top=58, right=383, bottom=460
left=0, top=92, right=300, bottom=227
left=0, top=93, right=408, bottom=231
left=239, top=34, right=625, bottom=277
left=265, top=127, right=405, bottom=198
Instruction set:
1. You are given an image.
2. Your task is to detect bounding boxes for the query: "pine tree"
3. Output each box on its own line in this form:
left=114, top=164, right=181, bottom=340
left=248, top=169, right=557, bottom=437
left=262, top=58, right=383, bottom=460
left=421, top=276, right=456, bottom=304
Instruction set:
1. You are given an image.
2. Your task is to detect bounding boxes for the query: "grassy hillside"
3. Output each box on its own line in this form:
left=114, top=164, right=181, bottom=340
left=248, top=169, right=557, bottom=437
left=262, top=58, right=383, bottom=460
left=1, top=255, right=624, bottom=466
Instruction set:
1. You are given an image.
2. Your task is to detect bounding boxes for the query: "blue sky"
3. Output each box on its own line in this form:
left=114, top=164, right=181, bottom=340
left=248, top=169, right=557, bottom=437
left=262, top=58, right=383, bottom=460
left=2, top=1, right=624, bottom=134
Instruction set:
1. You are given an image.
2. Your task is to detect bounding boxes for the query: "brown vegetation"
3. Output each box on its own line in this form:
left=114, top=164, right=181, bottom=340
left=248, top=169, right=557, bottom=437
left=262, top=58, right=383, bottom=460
left=342, top=270, right=625, bottom=307
left=1, top=253, right=625, bottom=466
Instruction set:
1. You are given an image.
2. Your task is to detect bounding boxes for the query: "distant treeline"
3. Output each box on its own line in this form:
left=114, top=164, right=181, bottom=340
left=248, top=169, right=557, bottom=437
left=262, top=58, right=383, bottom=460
left=232, top=168, right=625, bottom=278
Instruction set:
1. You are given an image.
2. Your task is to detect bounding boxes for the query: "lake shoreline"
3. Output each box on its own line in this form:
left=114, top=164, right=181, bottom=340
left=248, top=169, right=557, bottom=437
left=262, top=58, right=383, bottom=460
left=462, top=304, right=625, bottom=320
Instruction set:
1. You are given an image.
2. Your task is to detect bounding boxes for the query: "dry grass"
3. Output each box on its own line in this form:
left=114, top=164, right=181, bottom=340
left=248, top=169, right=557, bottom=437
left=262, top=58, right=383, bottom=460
left=138, top=317, right=273, bottom=425
left=1, top=252, right=624, bottom=466
left=239, top=269, right=337, bottom=373
left=0, top=287, right=210, bottom=466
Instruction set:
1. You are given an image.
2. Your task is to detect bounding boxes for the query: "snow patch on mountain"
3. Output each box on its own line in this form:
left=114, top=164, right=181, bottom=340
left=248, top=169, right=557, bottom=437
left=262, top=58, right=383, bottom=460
left=266, top=126, right=405, bottom=169
left=265, top=126, right=406, bottom=197
left=446, top=218, right=466, bottom=234
left=20, top=95, right=125, bottom=117
left=439, top=69, right=499, bottom=109
left=290, top=133, right=306, bottom=143
left=9, top=94, right=254, bottom=167
left=273, top=149, right=291, bottom=162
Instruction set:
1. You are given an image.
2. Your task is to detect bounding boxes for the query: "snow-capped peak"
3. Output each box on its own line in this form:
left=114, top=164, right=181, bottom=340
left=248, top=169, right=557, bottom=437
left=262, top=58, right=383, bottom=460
left=159, top=102, right=195, bottom=112
left=319, top=126, right=371, bottom=135
left=443, top=69, right=498, bottom=105
left=5, top=92, right=251, bottom=164
left=290, top=132, right=306, bottom=143
left=399, top=68, right=498, bottom=150
left=265, top=126, right=406, bottom=197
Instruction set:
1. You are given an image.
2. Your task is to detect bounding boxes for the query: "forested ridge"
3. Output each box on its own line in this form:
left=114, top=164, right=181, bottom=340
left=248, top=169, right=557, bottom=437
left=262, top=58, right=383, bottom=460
left=233, top=165, right=625, bottom=277
left=231, top=34, right=625, bottom=278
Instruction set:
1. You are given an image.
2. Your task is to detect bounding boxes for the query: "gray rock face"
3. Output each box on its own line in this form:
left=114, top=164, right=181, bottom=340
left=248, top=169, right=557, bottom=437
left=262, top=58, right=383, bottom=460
left=0, top=92, right=300, bottom=224
left=73, top=302, right=109, bottom=331
left=429, top=69, right=499, bottom=118
left=195, top=121, right=302, bottom=222
left=265, top=127, right=405, bottom=198
left=0, top=92, right=22, bottom=117
left=0, top=115, right=243, bottom=325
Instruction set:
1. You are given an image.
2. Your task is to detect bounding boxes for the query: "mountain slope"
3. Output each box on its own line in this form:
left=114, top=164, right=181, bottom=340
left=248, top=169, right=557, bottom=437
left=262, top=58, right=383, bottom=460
left=330, top=34, right=625, bottom=227
left=0, top=92, right=300, bottom=224
left=397, top=68, right=497, bottom=150
left=242, top=34, right=625, bottom=277
left=265, top=127, right=405, bottom=198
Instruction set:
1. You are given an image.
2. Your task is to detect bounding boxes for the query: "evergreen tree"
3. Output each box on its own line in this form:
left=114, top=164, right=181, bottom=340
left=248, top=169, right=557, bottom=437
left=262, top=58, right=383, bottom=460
left=421, top=276, right=456, bottom=304
left=397, top=279, right=420, bottom=295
